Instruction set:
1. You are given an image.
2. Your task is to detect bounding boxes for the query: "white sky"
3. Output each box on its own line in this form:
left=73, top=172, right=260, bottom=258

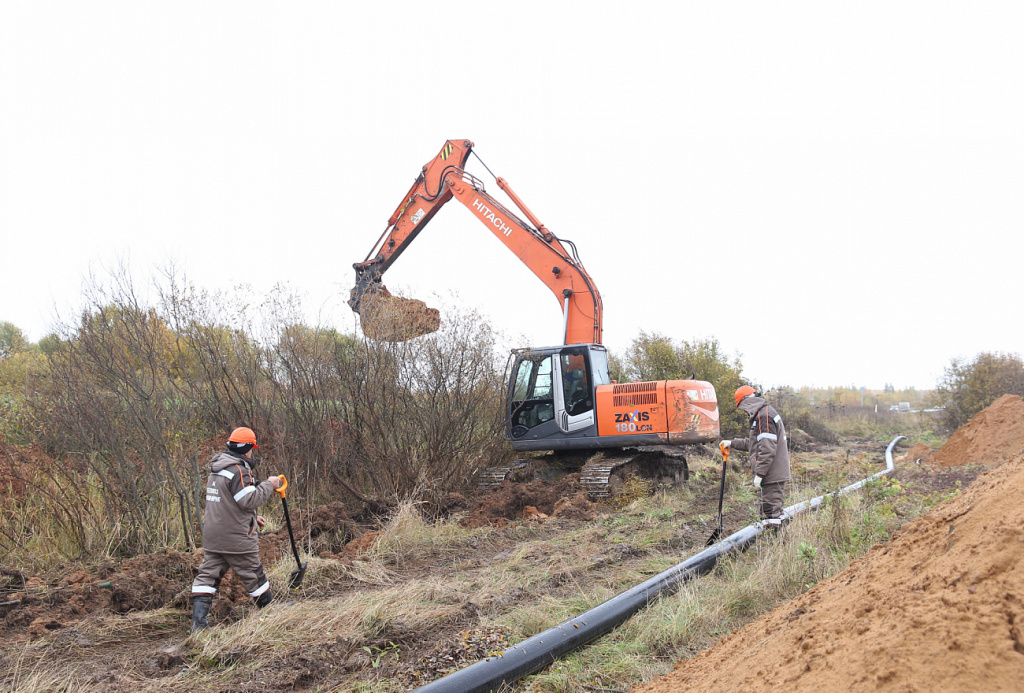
left=1, top=2, right=1021, bottom=391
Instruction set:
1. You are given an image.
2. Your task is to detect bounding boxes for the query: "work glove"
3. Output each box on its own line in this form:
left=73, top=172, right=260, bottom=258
left=720, top=440, right=731, bottom=450
left=753, top=475, right=763, bottom=490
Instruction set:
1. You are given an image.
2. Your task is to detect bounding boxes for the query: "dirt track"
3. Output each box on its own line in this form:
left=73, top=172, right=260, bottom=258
left=634, top=396, right=1024, bottom=693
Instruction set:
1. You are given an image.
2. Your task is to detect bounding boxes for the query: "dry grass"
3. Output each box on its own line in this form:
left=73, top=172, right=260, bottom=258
left=59, top=607, right=183, bottom=649
left=3, top=646, right=90, bottom=693
left=2, top=441, right=965, bottom=693
left=192, top=576, right=469, bottom=663
left=192, top=503, right=489, bottom=664
left=365, top=500, right=486, bottom=564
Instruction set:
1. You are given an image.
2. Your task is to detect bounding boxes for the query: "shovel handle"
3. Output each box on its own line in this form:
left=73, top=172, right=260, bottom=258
left=275, top=474, right=288, bottom=498
left=719, top=442, right=730, bottom=463
left=279, top=492, right=303, bottom=573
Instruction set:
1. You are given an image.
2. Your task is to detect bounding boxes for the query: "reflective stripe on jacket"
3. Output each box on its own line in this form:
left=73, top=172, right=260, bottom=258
left=729, top=395, right=791, bottom=484
left=202, top=451, right=276, bottom=554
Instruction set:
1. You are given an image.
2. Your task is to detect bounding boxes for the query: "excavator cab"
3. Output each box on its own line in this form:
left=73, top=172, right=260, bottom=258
left=506, top=344, right=610, bottom=450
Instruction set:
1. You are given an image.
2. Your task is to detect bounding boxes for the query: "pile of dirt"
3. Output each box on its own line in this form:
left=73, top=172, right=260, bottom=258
left=894, top=442, right=932, bottom=465
left=928, top=394, right=1024, bottom=468
left=460, top=475, right=595, bottom=528
left=634, top=420, right=1024, bottom=692
left=0, top=550, right=198, bottom=642
left=0, top=522, right=325, bottom=641
left=301, top=501, right=360, bottom=544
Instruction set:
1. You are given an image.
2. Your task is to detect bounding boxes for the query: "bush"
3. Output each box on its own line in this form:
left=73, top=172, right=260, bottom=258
left=6, top=267, right=511, bottom=560
left=616, top=332, right=748, bottom=439
left=755, top=387, right=839, bottom=448
left=933, top=351, right=1024, bottom=429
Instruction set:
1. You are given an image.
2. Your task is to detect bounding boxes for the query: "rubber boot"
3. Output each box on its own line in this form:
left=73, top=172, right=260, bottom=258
left=254, top=589, right=273, bottom=609
left=760, top=519, right=783, bottom=541
left=191, top=595, right=212, bottom=632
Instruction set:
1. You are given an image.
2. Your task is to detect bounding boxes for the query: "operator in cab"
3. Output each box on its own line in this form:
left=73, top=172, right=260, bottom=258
left=720, top=386, right=790, bottom=534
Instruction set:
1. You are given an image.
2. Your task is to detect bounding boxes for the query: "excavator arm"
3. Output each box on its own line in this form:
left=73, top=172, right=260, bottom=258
left=350, top=139, right=603, bottom=345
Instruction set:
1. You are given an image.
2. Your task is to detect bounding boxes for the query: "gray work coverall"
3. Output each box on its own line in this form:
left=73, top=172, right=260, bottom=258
left=191, top=451, right=277, bottom=601
left=729, top=395, right=790, bottom=525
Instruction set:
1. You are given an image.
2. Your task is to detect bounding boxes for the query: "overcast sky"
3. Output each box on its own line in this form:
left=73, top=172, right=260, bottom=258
left=2, top=2, right=1021, bottom=391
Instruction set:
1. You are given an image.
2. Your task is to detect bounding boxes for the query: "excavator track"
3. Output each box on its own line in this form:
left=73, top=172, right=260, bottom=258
left=578, top=453, right=640, bottom=499
left=478, top=447, right=691, bottom=499
left=476, top=459, right=530, bottom=491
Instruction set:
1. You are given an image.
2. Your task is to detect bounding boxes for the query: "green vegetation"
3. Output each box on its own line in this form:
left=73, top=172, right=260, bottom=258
left=0, top=268, right=512, bottom=568
left=610, top=331, right=748, bottom=438
left=1, top=267, right=1013, bottom=692
left=932, top=351, right=1024, bottom=428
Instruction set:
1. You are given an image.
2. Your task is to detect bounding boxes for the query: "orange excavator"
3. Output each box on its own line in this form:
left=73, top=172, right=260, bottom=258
left=349, top=139, right=720, bottom=497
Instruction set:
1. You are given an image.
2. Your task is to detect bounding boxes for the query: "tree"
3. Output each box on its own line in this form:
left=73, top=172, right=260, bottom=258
left=0, top=322, right=44, bottom=444
left=933, top=351, right=1024, bottom=429
left=621, top=331, right=679, bottom=382
left=616, top=332, right=748, bottom=438
left=0, top=321, right=29, bottom=360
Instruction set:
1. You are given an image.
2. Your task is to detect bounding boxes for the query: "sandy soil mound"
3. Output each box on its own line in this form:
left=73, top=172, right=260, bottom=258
left=634, top=451, right=1024, bottom=693
left=895, top=442, right=931, bottom=464
left=929, top=394, right=1024, bottom=467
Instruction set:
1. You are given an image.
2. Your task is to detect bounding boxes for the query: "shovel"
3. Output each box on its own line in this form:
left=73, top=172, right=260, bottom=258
left=275, top=475, right=308, bottom=589
left=706, top=442, right=730, bottom=546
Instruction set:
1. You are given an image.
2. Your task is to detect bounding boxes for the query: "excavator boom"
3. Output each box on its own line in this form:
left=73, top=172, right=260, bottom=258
left=349, top=139, right=719, bottom=499
left=350, top=140, right=602, bottom=344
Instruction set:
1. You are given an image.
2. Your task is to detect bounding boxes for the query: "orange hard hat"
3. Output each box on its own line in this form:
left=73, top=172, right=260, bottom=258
left=734, top=385, right=757, bottom=406
left=228, top=427, right=258, bottom=448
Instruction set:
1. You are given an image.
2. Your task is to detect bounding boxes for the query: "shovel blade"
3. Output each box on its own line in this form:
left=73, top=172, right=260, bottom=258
left=705, top=524, right=725, bottom=546
left=288, top=562, right=308, bottom=589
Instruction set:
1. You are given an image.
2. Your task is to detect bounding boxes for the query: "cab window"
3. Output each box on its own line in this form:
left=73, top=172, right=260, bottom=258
left=510, top=355, right=554, bottom=429
left=559, top=347, right=592, bottom=417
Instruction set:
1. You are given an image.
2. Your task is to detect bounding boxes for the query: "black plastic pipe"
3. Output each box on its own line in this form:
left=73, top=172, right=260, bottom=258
left=415, top=436, right=906, bottom=693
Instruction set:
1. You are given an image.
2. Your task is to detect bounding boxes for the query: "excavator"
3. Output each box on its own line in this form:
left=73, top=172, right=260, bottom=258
left=349, top=139, right=720, bottom=498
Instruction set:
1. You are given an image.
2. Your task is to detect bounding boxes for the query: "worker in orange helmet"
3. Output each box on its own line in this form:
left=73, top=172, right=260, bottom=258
left=720, top=386, right=790, bottom=534
left=190, top=427, right=282, bottom=631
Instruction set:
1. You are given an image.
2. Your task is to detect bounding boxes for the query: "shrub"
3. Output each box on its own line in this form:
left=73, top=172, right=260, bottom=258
left=9, top=267, right=511, bottom=560
left=616, top=332, right=748, bottom=438
left=933, top=351, right=1024, bottom=428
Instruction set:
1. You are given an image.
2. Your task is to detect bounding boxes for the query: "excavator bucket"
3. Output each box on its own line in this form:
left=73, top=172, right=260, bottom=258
left=354, top=284, right=441, bottom=342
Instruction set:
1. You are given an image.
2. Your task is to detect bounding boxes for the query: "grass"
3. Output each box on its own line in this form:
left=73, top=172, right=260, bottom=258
left=3, top=646, right=88, bottom=693
left=2, top=435, right=982, bottom=693
left=505, top=455, right=933, bottom=691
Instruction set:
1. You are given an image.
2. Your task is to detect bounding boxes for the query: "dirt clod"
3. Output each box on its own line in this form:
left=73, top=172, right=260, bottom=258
left=461, top=475, right=592, bottom=528
left=357, top=285, right=441, bottom=342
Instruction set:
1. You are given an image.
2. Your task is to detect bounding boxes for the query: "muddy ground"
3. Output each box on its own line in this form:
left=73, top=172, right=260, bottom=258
left=3, top=397, right=1022, bottom=691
